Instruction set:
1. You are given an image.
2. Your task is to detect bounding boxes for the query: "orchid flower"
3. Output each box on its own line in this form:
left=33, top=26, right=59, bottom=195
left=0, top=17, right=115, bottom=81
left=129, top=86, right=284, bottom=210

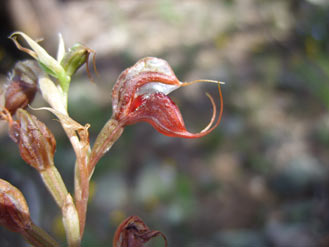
left=111, top=57, right=224, bottom=138
left=10, top=32, right=96, bottom=114
left=89, top=57, right=224, bottom=175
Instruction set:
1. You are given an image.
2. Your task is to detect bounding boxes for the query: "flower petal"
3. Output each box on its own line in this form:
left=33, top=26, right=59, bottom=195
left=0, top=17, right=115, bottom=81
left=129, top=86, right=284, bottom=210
left=122, top=85, right=222, bottom=138
left=56, top=33, right=66, bottom=62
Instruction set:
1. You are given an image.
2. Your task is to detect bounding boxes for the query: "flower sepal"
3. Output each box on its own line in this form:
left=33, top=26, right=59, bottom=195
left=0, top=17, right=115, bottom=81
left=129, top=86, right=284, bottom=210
left=9, top=32, right=68, bottom=89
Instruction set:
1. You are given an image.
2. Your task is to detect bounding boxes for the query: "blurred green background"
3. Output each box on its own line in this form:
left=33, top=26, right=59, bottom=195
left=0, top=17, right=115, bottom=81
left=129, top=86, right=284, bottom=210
left=0, top=0, right=329, bottom=246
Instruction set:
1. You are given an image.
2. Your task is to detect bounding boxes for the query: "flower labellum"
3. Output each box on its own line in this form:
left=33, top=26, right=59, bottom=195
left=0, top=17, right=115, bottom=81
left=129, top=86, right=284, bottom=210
left=111, top=57, right=223, bottom=138
left=3, top=60, right=40, bottom=116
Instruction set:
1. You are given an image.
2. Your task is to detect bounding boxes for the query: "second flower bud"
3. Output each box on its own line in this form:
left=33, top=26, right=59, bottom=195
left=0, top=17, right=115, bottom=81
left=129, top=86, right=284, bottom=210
left=15, top=109, right=56, bottom=171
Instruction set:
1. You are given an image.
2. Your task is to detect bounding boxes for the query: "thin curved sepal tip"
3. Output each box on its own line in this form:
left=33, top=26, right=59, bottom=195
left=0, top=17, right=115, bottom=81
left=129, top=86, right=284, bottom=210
left=181, top=79, right=225, bottom=87
left=9, top=34, right=38, bottom=60
left=173, top=83, right=223, bottom=139
left=84, top=48, right=99, bottom=83
left=200, top=92, right=217, bottom=133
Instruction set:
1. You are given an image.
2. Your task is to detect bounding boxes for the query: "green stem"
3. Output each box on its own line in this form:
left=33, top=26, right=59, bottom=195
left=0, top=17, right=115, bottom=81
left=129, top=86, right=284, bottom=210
left=40, top=166, right=68, bottom=208
left=22, top=223, right=61, bottom=247
left=73, top=118, right=123, bottom=237
left=62, top=194, right=81, bottom=247
left=58, top=117, right=90, bottom=237
left=58, top=74, right=71, bottom=95
left=88, top=118, right=124, bottom=176
left=74, top=158, right=89, bottom=238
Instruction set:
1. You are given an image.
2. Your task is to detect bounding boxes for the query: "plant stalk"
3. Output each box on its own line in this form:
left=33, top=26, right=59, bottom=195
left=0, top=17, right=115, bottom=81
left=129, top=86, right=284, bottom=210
left=62, top=194, right=81, bottom=247
left=40, top=165, right=68, bottom=208
left=88, top=118, right=124, bottom=176
left=58, top=118, right=90, bottom=237
left=22, top=223, right=61, bottom=247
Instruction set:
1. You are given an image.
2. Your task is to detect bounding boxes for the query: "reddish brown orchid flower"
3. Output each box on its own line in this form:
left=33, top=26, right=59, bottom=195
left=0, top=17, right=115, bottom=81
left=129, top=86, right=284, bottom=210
left=89, top=57, right=224, bottom=175
left=113, top=216, right=167, bottom=247
left=111, top=57, right=223, bottom=138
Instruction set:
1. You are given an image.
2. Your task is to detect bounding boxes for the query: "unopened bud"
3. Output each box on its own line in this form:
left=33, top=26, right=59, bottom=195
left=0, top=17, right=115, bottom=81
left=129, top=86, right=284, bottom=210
left=0, top=179, right=31, bottom=232
left=4, top=60, right=40, bottom=115
left=16, top=109, right=56, bottom=171
left=60, top=43, right=94, bottom=77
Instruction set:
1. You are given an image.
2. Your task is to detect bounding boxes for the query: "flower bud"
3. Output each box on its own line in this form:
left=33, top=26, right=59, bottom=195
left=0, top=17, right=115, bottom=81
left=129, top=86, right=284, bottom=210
left=0, top=179, right=31, bottom=232
left=4, top=60, right=40, bottom=116
left=16, top=109, right=56, bottom=171
left=113, top=216, right=167, bottom=247
left=60, top=43, right=94, bottom=77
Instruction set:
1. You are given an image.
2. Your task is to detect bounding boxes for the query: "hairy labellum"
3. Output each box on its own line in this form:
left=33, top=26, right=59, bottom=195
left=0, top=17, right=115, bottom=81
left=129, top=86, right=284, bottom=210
left=111, top=57, right=223, bottom=138
left=0, top=179, right=31, bottom=232
left=113, top=216, right=167, bottom=247
left=4, top=60, right=40, bottom=116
